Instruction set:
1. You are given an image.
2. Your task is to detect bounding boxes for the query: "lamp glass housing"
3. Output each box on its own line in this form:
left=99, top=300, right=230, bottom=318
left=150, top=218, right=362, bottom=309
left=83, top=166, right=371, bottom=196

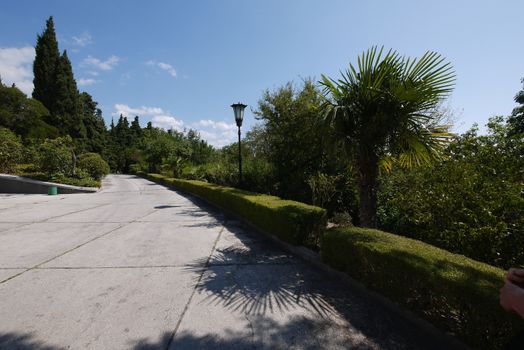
left=231, top=102, right=247, bottom=127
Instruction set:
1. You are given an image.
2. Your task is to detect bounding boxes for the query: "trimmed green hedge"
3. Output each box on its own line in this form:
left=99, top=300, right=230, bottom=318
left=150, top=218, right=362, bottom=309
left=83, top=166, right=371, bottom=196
left=144, top=173, right=327, bottom=246
left=321, top=227, right=522, bottom=350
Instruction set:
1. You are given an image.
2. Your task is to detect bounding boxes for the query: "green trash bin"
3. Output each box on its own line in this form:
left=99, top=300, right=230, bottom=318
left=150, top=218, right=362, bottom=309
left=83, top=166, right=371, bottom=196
left=48, top=186, right=58, bottom=195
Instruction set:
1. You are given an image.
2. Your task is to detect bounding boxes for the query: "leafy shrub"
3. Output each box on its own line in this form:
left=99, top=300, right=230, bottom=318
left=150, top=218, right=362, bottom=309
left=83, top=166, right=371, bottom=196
left=329, top=212, right=353, bottom=227
left=144, top=173, right=327, bottom=246
left=37, top=136, right=74, bottom=175
left=241, top=158, right=276, bottom=194
left=129, top=163, right=143, bottom=174
left=181, top=162, right=238, bottom=186
left=307, top=172, right=339, bottom=208
left=78, top=152, right=110, bottom=180
left=378, top=118, right=524, bottom=269
left=48, top=172, right=99, bottom=188
left=0, top=127, right=23, bottom=172
left=321, top=227, right=522, bottom=350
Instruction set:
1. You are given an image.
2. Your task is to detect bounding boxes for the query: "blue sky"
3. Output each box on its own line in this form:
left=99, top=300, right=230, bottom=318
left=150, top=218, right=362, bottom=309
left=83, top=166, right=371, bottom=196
left=1, top=0, right=523, bottom=147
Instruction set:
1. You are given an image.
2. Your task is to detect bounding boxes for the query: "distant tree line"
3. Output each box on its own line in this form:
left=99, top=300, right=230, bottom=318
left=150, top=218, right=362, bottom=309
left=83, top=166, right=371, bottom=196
left=0, top=16, right=216, bottom=186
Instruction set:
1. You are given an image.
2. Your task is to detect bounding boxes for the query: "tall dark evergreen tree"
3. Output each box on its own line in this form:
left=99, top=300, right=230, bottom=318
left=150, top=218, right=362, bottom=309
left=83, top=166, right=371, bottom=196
left=33, top=16, right=60, bottom=111
left=114, top=115, right=132, bottom=147
left=79, top=92, right=107, bottom=153
left=130, top=116, right=142, bottom=139
left=54, top=50, right=84, bottom=139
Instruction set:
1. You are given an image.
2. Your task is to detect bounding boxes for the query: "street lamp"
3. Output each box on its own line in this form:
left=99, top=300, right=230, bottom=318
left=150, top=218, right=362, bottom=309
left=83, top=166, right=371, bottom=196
left=231, top=102, right=247, bottom=184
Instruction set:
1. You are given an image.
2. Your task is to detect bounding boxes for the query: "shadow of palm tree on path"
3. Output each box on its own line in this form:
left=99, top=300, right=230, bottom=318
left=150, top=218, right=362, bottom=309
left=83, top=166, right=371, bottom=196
left=185, top=244, right=339, bottom=317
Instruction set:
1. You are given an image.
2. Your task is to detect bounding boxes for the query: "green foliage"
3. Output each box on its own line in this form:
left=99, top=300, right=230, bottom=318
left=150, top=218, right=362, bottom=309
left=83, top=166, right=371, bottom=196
left=37, top=136, right=74, bottom=175
left=321, top=46, right=455, bottom=227
left=33, top=17, right=83, bottom=140
left=307, top=172, right=339, bottom=208
left=254, top=79, right=327, bottom=203
left=186, top=129, right=215, bottom=164
left=30, top=17, right=103, bottom=154
left=508, top=78, right=524, bottom=136
left=78, top=153, right=110, bottom=180
left=142, top=128, right=179, bottom=172
left=378, top=117, right=524, bottom=268
left=79, top=92, right=108, bottom=154
left=144, top=173, right=327, bottom=247
left=164, top=155, right=185, bottom=178
left=321, top=227, right=522, bottom=350
left=242, top=158, right=277, bottom=194
left=33, top=16, right=60, bottom=111
left=0, top=127, right=23, bottom=172
left=52, top=50, right=82, bottom=138
left=0, top=83, right=58, bottom=139
left=47, top=172, right=100, bottom=188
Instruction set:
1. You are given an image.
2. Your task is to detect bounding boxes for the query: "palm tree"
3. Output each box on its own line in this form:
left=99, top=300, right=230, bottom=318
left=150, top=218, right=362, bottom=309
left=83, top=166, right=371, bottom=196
left=321, top=46, right=455, bottom=227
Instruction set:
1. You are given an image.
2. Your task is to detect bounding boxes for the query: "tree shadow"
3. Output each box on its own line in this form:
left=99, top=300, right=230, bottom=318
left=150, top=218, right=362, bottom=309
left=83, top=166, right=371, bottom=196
left=153, top=205, right=182, bottom=209
left=176, top=209, right=210, bottom=218
left=180, top=222, right=223, bottom=229
left=177, top=216, right=465, bottom=350
left=131, top=316, right=372, bottom=350
left=0, top=332, right=61, bottom=350
left=141, top=182, right=467, bottom=349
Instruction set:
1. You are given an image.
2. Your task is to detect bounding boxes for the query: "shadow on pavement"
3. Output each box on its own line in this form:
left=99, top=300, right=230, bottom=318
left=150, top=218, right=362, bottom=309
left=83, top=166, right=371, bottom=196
left=0, top=332, right=60, bottom=350
left=132, top=316, right=363, bottom=350
left=173, top=195, right=462, bottom=350
left=185, top=244, right=337, bottom=317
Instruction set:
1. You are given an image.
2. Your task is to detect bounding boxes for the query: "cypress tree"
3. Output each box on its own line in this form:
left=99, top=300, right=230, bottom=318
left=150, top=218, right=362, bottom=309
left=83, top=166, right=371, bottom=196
left=54, top=50, right=85, bottom=139
left=130, top=116, right=142, bottom=139
left=33, top=16, right=60, bottom=111
left=114, top=114, right=132, bottom=147
left=79, top=92, right=107, bottom=153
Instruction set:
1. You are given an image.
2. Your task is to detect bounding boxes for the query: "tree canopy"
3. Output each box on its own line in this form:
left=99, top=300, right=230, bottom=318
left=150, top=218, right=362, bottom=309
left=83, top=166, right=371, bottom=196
left=321, top=46, right=455, bottom=227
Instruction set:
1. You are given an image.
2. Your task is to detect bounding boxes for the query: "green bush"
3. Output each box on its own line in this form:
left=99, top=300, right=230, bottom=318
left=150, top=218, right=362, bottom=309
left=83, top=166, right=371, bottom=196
left=144, top=173, right=327, bottom=246
left=37, top=136, right=74, bottom=175
left=321, top=227, right=523, bottom=350
left=378, top=119, right=524, bottom=269
left=48, top=172, right=100, bottom=188
left=78, top=152, right=110, bottom=180
left=0, top=127, right=23, bottom=172
left=129, top=163, right=144, bottom=174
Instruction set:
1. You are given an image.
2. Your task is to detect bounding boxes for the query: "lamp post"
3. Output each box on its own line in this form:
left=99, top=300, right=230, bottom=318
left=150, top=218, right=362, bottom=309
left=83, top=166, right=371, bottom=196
left=231, top=102, right=247, bottom=184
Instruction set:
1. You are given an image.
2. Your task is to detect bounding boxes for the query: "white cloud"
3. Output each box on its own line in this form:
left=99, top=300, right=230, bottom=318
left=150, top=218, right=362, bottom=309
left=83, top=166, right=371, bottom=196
left=113, top=103, right=164, bottom=117
left=71, top=32, right=93, bottom=47
left=112, top=103, right=238, bottom=147
left=82, top=55, right=120, bottom=71
left=193, top=119, right=236, bottom=131
left=146, top=60, right=177, bottom=78
left=191, top=120, right=237, bottom=147
left=78, top=78, right=97, bottom=86
left=152, top=115, right=184, bottom=131
left=0, top=46, right=35, bottom=95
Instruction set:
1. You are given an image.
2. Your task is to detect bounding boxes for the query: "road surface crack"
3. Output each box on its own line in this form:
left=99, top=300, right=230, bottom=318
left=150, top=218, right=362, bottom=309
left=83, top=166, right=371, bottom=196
left=164, top=225, right=225, bottom=350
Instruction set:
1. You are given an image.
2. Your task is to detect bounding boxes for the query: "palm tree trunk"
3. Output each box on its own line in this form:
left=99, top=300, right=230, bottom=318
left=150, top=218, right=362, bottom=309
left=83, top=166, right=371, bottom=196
left=357, top=154, right=379, bottom=228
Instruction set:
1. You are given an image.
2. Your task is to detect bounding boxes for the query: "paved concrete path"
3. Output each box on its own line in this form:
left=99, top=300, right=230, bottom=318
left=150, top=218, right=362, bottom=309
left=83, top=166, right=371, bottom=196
left=0, top=175, right=459, bottom=350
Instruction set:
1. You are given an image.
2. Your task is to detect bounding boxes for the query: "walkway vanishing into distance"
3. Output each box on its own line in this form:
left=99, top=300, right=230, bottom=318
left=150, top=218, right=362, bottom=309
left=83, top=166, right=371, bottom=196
left=0, top=175, right=462, bottom=350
